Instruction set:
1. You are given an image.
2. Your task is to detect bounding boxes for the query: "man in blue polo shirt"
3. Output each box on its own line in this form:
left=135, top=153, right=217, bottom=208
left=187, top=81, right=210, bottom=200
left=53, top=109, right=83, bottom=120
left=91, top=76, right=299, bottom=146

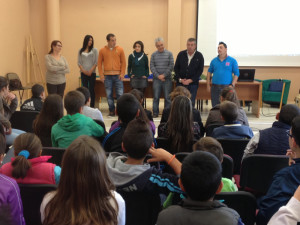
left=207, top=42, right=239, bottom=107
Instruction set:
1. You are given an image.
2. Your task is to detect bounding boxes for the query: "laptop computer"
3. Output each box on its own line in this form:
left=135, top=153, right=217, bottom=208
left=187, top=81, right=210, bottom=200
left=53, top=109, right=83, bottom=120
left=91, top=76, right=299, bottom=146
left=238, top=69, right=255, bottom=82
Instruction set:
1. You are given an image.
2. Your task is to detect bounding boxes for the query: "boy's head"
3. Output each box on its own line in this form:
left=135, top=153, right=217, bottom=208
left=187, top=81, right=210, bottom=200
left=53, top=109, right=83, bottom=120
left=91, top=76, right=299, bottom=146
left=193, top=137, right=223, bottom=162
left=278, top=104, right=300, bottom=126
left=32, top=84, right=45, bottom=99
left=180, top=151, right=222, bottom=201
left=76, top=86, right=90, bottom=105
left=116, top=93, right=140, bottom=124
left=220, top=101, right=238, bottom=123
left=290, top=116, right=300, bottom=149
left=122, top=119, right=153, bottom=159
left=64, top=91, right=85, bottom=115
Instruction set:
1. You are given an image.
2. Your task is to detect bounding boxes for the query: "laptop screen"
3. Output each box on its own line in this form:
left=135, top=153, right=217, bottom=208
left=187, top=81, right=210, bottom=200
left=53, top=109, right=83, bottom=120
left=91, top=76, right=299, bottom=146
left=238, top=69, right=255, bottom=82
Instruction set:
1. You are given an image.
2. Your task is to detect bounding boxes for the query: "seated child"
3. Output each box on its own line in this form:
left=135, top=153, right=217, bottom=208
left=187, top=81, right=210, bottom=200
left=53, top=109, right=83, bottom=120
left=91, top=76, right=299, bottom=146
left=76, top=86, right=103, bottom=121
left=0, top=133, right=60, bottom=184
left=212, top=101, right=253, bottom=139
left=257, top=116, right=300, bottom=224
left=107, top=119, right=183, bottom=224
left=20, top=84, right=45, bottom=111
left=193, top=137, right=237, bottom=192
left=41, top=136, right=125, bottom=225
left=51, top=90, right=105, bottom=148
left=0, top=134, right=25, bottom=225
left=157, top=151, right=243, bottom=225
left=103, top=93, right=149, bottom=152
left=243, top=104, right=300, bottom=158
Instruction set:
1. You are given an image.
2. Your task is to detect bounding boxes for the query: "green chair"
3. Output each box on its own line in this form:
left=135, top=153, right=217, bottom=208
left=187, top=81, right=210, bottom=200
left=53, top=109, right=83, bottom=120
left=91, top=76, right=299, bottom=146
left=257, top=79, right=291, bottom=109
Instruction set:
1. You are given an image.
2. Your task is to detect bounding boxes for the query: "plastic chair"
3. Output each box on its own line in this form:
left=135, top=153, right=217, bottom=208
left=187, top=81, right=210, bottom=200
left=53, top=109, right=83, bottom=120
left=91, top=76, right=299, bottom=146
left=214, top=191, right=257, bottom=225
left=41, top=147, right=66, bottom=166
left=118, top=190, right=161, bottom=225
left=10, top=111, right=39, bottom=132
left=6, top=73, right=32, bottom=104
left=18, top=184, right=57, bottom=225
left=240, top=154, right=289, bottom=195
left=217, top=139, right=250, bottom=174
left=222, top=154, right=234, bottom=179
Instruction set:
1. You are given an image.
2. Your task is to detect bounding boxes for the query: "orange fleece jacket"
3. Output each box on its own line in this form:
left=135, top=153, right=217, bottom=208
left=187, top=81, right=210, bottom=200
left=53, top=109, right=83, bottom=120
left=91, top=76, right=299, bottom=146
left=97, top=46, right=126, bottom=79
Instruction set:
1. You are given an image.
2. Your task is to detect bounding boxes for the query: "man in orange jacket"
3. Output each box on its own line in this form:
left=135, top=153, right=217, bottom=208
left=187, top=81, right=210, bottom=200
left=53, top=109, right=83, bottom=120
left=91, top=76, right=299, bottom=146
left=98, top=33, right=126, bottom=116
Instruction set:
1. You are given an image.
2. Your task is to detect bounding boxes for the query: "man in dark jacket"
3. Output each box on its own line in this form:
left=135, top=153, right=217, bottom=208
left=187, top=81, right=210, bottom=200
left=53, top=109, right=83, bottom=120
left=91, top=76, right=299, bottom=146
left=174, top=38, right=204, bottom=106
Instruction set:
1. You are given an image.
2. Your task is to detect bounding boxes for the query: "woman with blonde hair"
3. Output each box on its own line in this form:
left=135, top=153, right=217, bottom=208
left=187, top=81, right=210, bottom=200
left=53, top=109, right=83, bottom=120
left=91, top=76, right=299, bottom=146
left=41, top=135, right=125, bottom=225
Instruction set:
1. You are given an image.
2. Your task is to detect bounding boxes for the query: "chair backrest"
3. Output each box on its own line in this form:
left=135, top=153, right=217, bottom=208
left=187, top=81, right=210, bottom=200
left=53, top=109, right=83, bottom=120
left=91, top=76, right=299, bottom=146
left=175, top=152, right=190, bottom=162
left=41, top=147, right=66, bottom=167
left=10, top=111, right=39, bottom=133
left=205, top=124, right=223, bottom=137
left=18, top=184, right=57, bottom=225
left=118, top=191, right=161, bottom=225
left=93, top=119, right=108, bottom=143
left=262, top=79, right=291, bottom=105
left=217, top=139, right=250, bottom=174
left=214, top=191, right=256, bottom=225
left=240, top=154, right=289, bottom=195
left=222, top=154, right=234, bottom=179
left=156, top=137, right=196, bottom=154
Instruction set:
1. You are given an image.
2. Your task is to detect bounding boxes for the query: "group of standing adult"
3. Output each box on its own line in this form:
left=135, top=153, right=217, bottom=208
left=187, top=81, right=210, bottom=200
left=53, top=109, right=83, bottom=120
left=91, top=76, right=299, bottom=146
left=44, top=33, right=240, bottom=116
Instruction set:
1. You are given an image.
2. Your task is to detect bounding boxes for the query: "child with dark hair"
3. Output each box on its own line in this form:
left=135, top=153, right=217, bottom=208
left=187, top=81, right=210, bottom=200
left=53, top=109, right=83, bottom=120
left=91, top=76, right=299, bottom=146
left=109, top=89, right=155, bottom=134
left=103, top=93, right=149, bottom=152
left=76, top=86, right=103, bottom=121
left=205, top=86, right=249, bottom=130
left=20, top=84, right=45, bottom=111
left=107, top=119, right=183, bottom=224
left=243, top=104, right=300, bottom=158
left=257, top=116, right=300, bottom=224
left=0, top=133, right=60, bottom=184
left=193, top=137, right=237, bottom=192
left=51, top=90, right=104, bottom=148
left=211, top=101, right=253, bottom=139
left=157, top=151, right=242, bottom=225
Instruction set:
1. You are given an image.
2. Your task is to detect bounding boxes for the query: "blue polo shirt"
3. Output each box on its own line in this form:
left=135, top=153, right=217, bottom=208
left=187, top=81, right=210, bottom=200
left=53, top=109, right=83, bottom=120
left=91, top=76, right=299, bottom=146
left=208, top=56, right=239, bottom=85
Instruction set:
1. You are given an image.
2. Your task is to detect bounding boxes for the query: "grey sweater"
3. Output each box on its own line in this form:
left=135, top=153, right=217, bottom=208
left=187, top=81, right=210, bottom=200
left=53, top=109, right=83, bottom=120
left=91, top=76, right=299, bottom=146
left=150, top=49, right=174, bottom=79
left=77, top=48, right=98, bottom=72
left=45, top=54, right=70, bottom=85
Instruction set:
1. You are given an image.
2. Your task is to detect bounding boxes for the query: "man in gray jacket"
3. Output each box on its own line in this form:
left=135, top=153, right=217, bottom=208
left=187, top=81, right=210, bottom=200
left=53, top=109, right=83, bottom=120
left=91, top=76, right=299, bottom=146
left=150, top=37, right=174, bottom=117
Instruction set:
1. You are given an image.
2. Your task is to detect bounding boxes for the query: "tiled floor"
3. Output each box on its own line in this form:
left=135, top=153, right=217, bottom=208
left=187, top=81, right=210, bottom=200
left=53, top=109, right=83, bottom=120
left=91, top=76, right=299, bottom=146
left=99, top=98, right=285, bottom=136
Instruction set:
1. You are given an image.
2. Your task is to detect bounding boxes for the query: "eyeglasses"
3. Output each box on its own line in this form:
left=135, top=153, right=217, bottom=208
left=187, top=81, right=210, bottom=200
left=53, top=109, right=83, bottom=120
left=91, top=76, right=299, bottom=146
left=286, top=130, right=294, bottom=138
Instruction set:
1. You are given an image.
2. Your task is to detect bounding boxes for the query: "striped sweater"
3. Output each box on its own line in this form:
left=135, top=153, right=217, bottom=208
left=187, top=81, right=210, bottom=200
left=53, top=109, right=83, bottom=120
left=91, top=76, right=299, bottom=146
left=150, top=49, right=174, bottom=79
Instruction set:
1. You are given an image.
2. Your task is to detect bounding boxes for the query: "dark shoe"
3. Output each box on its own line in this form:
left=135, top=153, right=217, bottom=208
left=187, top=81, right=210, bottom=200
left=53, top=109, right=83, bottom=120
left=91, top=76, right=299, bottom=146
left=108, top=111, right=115, bottom=117
left=153, top=114, right=158, bottom=118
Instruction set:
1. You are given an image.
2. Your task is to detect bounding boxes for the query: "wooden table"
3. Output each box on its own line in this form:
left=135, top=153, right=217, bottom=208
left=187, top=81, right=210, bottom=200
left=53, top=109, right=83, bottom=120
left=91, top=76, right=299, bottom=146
left=94, top=79, right=262, bottom=117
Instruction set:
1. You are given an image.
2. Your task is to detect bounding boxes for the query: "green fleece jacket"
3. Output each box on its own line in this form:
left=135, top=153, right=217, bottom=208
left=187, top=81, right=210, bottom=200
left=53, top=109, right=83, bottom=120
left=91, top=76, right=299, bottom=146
left=51, top=113, right=104, bottom=148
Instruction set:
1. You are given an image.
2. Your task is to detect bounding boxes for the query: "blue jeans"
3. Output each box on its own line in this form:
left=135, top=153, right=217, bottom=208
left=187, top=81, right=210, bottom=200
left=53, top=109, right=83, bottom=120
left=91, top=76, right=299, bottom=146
left=81, top=72, right=96, bottom=107
left=177, top=83, right=198, bottom=107
left=104, top=75, right=124, bottom=112
left=211, top=84, right=228, bottom=107
left=152, top=78, right=172, bottom=115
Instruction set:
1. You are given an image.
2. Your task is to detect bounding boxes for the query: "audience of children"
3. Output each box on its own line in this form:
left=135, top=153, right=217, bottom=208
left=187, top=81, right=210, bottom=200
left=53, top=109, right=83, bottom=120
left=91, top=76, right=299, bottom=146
left=109, top=89, right=156, bottom=135
left=205, top=86, right=249, bottom=130
left=243, top=104, right=300, bottom=158
left=257, top=116, right=300, bottom=224
left=0, top=134, right=25, bottom=225
left=193, top=137, right=237, bottom=192
left=0, top=133, right=61, bottom=184
left=40, top=135, right=125, bottom=225
left=0, top=76, right=24, bottom=145
left=51, top=90, right=105, bottom=148
left=211, top=101, right=253, bottom=139
left=158, top=95, right=201, bottom=153
left=33, top=94, right=64, bottom=147
left=20, top=84, right=45, bottom=111
left=160, top=86, right=204, bottom=136
left=103, top=93, right=149, bottom=152
left=156, top=151, right=243, bottom=225
left=76, top=86, right=104, bottom=121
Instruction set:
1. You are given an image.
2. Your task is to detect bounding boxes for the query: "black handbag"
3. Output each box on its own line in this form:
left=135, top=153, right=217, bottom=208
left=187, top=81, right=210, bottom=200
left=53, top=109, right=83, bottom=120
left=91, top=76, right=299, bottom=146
left=130, top=77, right=148, bottom=89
